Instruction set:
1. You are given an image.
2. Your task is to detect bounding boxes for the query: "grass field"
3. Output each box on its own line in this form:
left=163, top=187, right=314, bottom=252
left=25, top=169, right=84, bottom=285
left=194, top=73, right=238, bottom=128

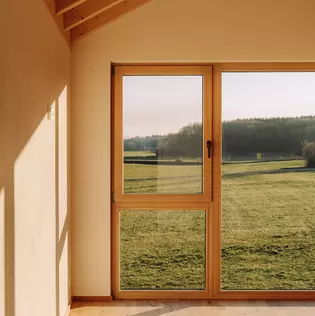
left=124, top=164, right=203, bottom=194
left=124, top=151, right=157, bottom=157
left=222, top=171, right=315, bottom=290
left=120, top=210, right=206, bottom=290
left=120, top=156, right=315, bottom=290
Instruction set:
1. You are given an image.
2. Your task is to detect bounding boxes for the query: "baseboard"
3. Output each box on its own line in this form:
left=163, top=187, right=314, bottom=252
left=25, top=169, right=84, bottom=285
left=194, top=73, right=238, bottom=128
left=72, top=296, right=113, bottom=302
left=65, top=296, right=73, bottom=316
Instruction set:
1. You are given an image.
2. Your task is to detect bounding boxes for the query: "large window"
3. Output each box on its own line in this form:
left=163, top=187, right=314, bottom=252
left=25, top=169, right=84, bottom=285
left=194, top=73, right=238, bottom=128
left=112, top=64, right=315, bottom=299
left=112, top=65, right=212, bottom=299
left=221, top=72, right=315, bottom=290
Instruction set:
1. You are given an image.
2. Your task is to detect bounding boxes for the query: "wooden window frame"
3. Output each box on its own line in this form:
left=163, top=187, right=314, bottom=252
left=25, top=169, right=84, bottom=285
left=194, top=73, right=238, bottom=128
left=111, top=62, right=315, bottom=300
left=113, top=65, right=213, bottom=204
left=112, top=203, right=213, bottom=300
left=111, top=65, right=214, bottom=299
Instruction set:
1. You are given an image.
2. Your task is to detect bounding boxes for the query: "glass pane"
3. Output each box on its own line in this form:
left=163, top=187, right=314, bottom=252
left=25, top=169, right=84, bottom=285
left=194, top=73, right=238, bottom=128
left=123, top=76, right=203, bottom=194
left=221, top=72, right=315, bottom=290
left=120, top=210, right=206, bottom=290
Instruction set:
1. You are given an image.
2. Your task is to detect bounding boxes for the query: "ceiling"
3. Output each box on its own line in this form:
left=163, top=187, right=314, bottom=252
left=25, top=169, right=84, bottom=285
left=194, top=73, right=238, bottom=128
left=45, top=0, right=152, bottom=44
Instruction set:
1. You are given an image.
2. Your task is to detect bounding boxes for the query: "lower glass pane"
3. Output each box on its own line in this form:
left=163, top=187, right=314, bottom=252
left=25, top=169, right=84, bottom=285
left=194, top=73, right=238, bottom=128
left=222, top=172, right=315, bottom=290
left=120, top=210, right=206, bottom=290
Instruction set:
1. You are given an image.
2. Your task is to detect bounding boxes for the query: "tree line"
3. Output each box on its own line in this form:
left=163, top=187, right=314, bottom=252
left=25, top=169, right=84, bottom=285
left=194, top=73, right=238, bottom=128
left=124, top=116, right=315, bottom=157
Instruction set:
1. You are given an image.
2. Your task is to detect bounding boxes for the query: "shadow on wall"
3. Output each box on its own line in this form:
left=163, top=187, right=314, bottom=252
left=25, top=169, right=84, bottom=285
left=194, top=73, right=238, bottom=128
left=0, top=84, right=70, bottom=316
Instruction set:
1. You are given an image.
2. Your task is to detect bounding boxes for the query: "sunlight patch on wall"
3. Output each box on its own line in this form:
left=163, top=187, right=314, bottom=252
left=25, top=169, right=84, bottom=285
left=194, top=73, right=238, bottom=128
left=56, top=86, right=70, bottom=315
left=58, top=86, right=68, bottom=240
left=14, top=106, right=56, bottom=316
left=59, top=232, right=69, bottom=316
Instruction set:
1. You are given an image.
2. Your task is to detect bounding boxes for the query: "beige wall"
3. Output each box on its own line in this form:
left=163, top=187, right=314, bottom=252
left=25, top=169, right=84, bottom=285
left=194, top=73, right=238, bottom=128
left=1, top=1, right=71, bottom=316
left=71, top=0, right=315, bottom=296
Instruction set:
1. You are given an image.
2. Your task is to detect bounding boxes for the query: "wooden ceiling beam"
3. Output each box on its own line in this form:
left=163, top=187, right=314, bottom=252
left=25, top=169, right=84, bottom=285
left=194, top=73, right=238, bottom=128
left=71, top=0, right=152, bottom=43
left=56, top=0, right=89, bottom=16
left=64, top=0, right=125, bottom=31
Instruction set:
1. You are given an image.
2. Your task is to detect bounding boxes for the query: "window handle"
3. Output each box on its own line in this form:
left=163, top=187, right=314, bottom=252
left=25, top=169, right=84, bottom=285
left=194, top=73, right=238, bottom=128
left=207, top=140, right=212, bottom=158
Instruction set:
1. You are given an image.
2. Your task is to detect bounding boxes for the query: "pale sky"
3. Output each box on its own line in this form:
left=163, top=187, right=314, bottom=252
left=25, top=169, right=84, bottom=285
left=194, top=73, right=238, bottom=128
left=123, top=73, right=315, bottom=138
left=123, top=76, right=203, bottom=138
left=223, top=72, right=315, bottom=121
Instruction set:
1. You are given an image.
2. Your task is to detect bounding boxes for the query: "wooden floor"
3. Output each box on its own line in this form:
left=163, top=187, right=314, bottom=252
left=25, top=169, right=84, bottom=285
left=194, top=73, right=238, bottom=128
left=70, top=300, right=315, bottom=316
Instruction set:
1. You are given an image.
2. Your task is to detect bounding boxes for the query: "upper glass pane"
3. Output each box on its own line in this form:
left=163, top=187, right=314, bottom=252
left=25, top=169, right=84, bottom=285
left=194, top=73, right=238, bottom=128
left=221, top=72, right=315, bottom=290
left=123, top=76, right=203, bottom=194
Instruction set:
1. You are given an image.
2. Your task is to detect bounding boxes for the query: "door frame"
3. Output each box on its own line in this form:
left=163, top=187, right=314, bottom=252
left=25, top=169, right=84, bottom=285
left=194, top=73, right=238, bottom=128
left=111, top=62, right=315, bottom=300
left=111, top=65, right=214, bottom=299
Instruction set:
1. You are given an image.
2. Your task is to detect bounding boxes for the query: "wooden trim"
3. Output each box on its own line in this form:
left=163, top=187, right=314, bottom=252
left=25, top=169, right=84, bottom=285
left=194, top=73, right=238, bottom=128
left=115, top=195, right=212, bottom=204
left=218, top=62, right=315, bottom=72
left=111, top=64, right=214, bottom=299
left=111, top=62, right=315, bottom=300
left=115, top=65, right=212, bottom=75
left=113, top=65, right=213, bottom=204
left=64, top=0, right=125, bottom=31
left=64, top=296, right=73, bottom=315
left=111, top=205, right=120, bottom=299
left=112, top=62, right=315, bottom=69
left=214, top=291, right=315, bottom=300
left=71, top=0, right=152, bottom=43
left=114, top=291, right=211, bottom=300
left=110, top=64, right=117, bottom=304
left=212, top=65, right=222, bottom=297
left=72, top=296, right=113, bottom=302
left=203, top=67, right=213, bottom=201
left=113, top=70, right=123, bottom=204
left=212, top=63, right=315, bottom=300
left=114, top=202, right=210, bottom=210
left=56, top=0, right=88, bottom=15
left=112, top=205, right=212, bottom=299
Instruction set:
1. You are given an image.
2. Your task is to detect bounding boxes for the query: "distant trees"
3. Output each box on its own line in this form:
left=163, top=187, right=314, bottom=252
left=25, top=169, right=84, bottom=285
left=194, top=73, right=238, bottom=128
left=124, top=135, right=164, bottom=152
left=124, top=116, right=315, bottom=158
left=302, top=142, right=315, bottom=168
left=157, top=123, right=202, bottom=157
left=222, top=116, right=315, bottom=157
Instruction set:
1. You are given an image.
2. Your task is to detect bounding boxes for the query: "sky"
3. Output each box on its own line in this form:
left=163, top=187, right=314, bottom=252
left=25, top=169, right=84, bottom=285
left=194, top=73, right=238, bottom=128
left=123, top=72, right=315, bottom=138
left=123, top=76, right=203, bottom=138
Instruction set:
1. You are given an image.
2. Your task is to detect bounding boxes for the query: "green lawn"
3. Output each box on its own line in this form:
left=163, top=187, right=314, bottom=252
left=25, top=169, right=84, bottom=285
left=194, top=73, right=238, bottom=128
left=222, top=172, right=315, bottom=290
left=124, top=164, right=202, bottom=194
left=120, top=160, right=315, bottom=290
left=124, top=151, right=156, bottom=157
left=120, top=210, right=206, bottom=290
left=222, top=159, right=305, bottom=175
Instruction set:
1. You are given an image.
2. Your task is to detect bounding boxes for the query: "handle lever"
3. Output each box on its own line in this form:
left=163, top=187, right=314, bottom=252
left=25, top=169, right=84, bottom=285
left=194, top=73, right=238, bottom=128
left=207, top=140, right=212, bottom=158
